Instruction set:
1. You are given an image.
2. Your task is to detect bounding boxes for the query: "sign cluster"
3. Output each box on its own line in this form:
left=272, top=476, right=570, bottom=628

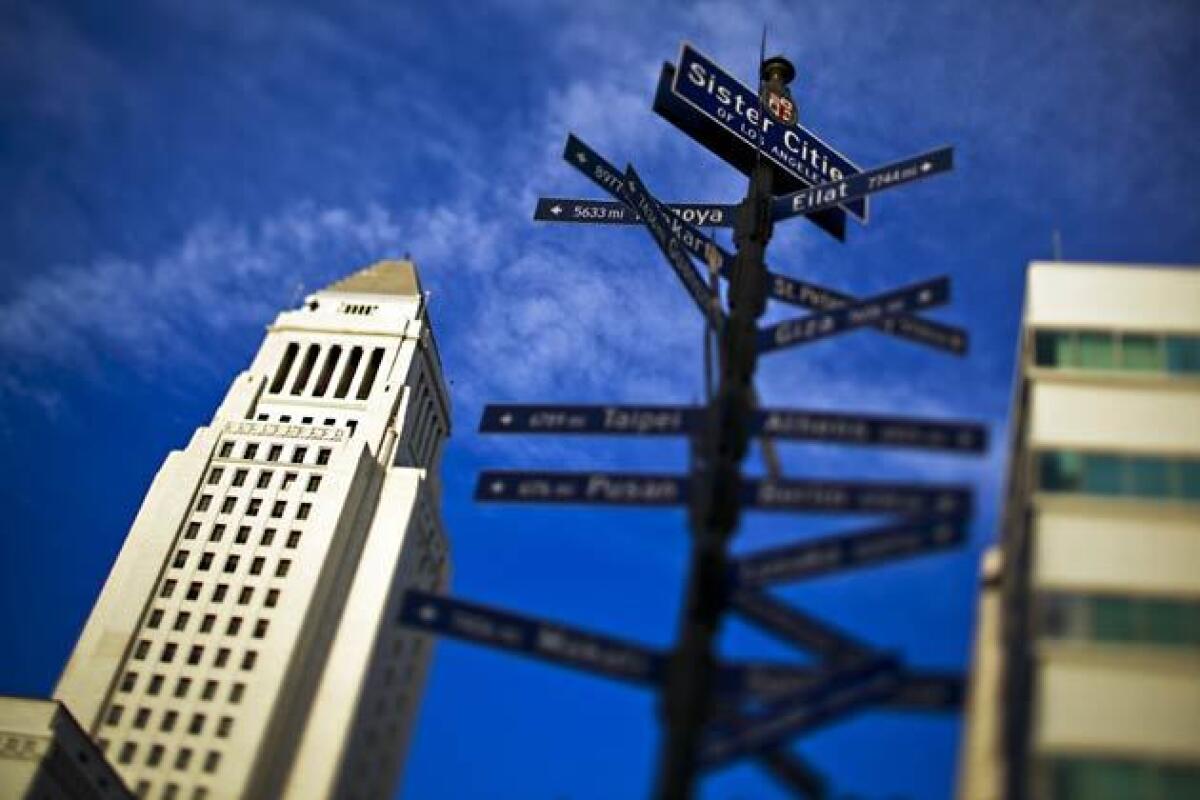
left=399, top=41, right=983, bottom=798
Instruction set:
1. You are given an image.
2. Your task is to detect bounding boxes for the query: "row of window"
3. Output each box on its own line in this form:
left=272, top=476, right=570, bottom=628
left=131, top=780, right=208, bottom=800
left=269, top=342, right=385, bottom=400
left=132, top=640, right=260, bottom=670
left=160, top=580, right=281, bottom=608
left=195, top=493, right=312, bottom=520
left=118, top=673, right=246, bottom=704
left=106, top=705, right=233, bottom=739
left=1044, top=755, right=1200, bottom=800
left=183, top=523, right=301, bottom=548
left=1038, top=450, right=1200, bottom=503
left=172, top=550, right=293, bottom=577
left=114, top=740, right=222, bottom=773
left=216, top=440, right=331, bottom=466
left=1040, top=592, right=1200, bottom=649
left=207, top=466, right=321, bottom=493
left=147, top=609, right=269, bottom=638
left=1034, top=329, right=1200, bottom=375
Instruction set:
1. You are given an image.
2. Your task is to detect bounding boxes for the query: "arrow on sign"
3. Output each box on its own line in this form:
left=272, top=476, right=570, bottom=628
left=729, top=516, right=968, bottom=588
left=741, top=476, right=972, bottom=517
left=398, top=591, right=667, bottom=686
left=755, top=407, right=986, bottom=453
left=480, top=404, right=703, bottom=436
left=479, top=403, right=987, bottom=453
left=476, top=470, right=689, bottom=506
left=477, top=470, right=970, bottom=516
left=533, top=197, right=736, bottom=228
left=757, top=275, right=950, bottom=354
left=561, top=134, right=968, bottom=355
left=772, top=146, right=954, bottom=223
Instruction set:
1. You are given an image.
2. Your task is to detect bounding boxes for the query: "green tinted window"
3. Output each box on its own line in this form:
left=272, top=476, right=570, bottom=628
left=1093, top=597, right=1136, bottom=642
left=1078, top=331, right=1115, bottom=368
left=1039, top=452, right=1082, bottom=491
left=1144, top=599, right=1189, bottom=646
left=1162, top=764, right=1200, bottom=799
left=1128, top=457, right=1170, bottom=497
left=1035, top=331, right=1075, bottom=367
left=1082, top=454, right=1123, bottom=495
left=1181, top=462, right=1200, bottom=500
left=1121, top=334, right=1164, bottom=371
left=1166, top=336, right=1200, bottom=374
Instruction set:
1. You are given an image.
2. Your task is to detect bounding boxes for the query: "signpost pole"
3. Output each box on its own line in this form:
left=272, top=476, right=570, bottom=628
left=654, top=55, right=793, bottom=800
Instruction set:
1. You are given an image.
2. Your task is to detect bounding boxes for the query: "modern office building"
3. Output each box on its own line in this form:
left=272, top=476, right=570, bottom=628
left=958, top=262, right=1200, bottom=799
left=52, top=260, right=452, bottom=800
left=0, top=696, right=133, bottom=799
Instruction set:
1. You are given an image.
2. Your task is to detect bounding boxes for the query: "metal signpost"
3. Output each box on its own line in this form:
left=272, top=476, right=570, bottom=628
left=400, top=39, right=985, bottom=799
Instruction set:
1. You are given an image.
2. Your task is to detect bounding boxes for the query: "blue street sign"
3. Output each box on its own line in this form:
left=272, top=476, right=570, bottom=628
left=729, top=589, right=873, bottom=663
left=480, top=404, right=702, bottom=435
left=477, top=471, right=970, bottom=515
left=757, top=276, right=950, bottom=354
left=619, top=164, right=724, bottom=325
left=754, top=407, right=986, bottom=452
left=729, top=516, right=968, bottom=588
left=562, top=133, right=967, bottom=354
left=772, top=146, right=954, bottom=223
left=671, top=43, right=868, bottom=223
left=700, top=659, right=902, bottom=768
left=476, top=470, right=689, bottom=506
left=651, top=65, right=846, bottom=242
left=479, top=403, right=986, bottom=452
left=398, top=590, right=667, bottom=686
left=718, top=662, right=965, bottom=714
left=534, top=197, right=735, bottom=228
left=741, top=477, right=972, bottom=516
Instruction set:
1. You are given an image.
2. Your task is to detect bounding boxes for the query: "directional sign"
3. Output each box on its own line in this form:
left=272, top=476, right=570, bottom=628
left=741, top=477, right=972, bottom=517
left=772, top=146, right=954, bottom=223
left=670, top=43, right=868, bottom=223
left=562, top=133, right=968, bottom=355
left=480, top=403, right=985, bottom=453
left=398, top=590, right=667, bottom=686
left=718, top=662, right=965, bottom=714
left=729, top=516, right=968, bottom=588
left=757, top=276, right=950, bottom=354
left=480, top=404, right=703, bottom=436
left=476, top=470, right=688, bottom=506
left=730, top=589, right=873, bottom=663
left=700, top=660, right=902, bottom=768
left=754, top=407, right=986, bottom=452
left=534, top=197, right=736, bottom=228
left=478, top=471, right=970, bottom=516
left=619, top=164, right=724, bottom=325
left=652, top=64, right=845, bottom=241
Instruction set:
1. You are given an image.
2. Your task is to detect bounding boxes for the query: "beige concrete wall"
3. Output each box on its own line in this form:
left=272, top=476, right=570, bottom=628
left=1034, top=503, right=1200, bottom=596
left=1026, top=262, right=1200, bottom=333
left=1036, top=655, right=1200, bottom=759
left=1029, top=381, right=1200, bottom=455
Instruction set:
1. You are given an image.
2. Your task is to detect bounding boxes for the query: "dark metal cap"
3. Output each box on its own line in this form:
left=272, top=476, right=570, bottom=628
left=760, top=55, right=796, bottom=85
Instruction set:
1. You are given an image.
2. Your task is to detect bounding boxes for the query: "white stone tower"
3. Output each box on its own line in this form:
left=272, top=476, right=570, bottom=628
left=54, top=260, right=452, bottom=800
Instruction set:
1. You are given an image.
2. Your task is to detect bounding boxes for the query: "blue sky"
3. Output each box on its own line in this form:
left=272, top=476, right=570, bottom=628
left=1, top=1, right=1197, bottom=798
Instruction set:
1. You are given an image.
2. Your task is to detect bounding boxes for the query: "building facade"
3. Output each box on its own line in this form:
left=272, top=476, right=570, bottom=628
left=958, top=262, right=1200, bottom=799
left=54, top=260, right=452, bottom=800
left=0, top=697, right=133, bottom=799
